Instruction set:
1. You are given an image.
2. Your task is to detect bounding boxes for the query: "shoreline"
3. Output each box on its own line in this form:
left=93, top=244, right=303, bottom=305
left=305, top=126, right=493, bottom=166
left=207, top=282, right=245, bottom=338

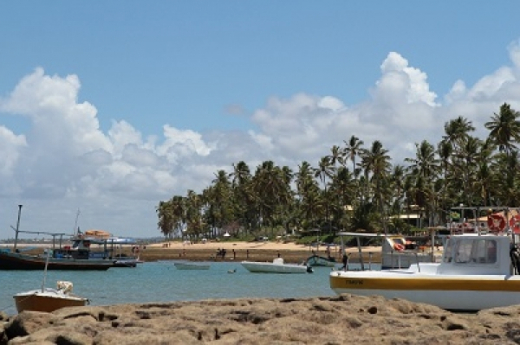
left=142, top=241, right=383, bottom=263
left=1, top=241, right=384, bottom=263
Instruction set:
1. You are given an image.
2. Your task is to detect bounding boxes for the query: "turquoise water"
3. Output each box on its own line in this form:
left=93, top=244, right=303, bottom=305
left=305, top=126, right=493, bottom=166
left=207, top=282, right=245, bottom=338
left=0, top=261, right=339, bottom=315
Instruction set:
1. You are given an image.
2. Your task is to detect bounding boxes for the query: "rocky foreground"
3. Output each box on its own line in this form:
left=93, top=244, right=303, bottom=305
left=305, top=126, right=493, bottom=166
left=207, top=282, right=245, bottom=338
left=2, top=294, right=520, bottom=345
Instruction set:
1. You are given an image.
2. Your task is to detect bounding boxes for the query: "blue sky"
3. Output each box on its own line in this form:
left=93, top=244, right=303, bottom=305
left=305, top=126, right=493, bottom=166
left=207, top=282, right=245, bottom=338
left=0, top=2, right=519, bottom=238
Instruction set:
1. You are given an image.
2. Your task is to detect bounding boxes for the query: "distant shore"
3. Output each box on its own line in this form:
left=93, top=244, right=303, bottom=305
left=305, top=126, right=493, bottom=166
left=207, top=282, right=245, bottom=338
left=2, top=240, right=384, bottom=263
left=141, top=240, right=382, bottom=263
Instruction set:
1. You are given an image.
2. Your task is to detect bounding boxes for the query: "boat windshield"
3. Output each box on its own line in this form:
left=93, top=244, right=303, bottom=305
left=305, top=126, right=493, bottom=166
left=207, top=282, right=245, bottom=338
left=444, top=238, right=497, bottom=264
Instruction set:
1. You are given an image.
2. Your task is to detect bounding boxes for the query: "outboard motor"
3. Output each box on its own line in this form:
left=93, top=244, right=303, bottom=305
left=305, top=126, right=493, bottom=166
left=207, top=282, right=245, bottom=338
left=306, top=266, right=313, bottom=273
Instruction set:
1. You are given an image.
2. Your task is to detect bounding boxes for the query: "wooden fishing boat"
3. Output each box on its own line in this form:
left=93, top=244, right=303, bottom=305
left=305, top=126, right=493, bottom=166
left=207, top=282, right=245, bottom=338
left=0, top=206, right=115, bottom=270
left=0, top=236, right=115, bottom=270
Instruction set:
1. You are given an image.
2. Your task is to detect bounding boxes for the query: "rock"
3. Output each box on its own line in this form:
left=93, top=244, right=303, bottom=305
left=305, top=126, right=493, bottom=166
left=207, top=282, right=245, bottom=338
left=3, top=296, right=520, bottom=344
left=4, top=311, right=54, bottom=339
left=0, top=312, right=8, bottom=322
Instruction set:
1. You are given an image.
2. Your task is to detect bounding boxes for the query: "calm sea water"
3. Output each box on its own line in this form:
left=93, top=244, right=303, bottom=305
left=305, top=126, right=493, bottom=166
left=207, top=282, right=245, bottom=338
left=0, top=261, right=347, bottom=315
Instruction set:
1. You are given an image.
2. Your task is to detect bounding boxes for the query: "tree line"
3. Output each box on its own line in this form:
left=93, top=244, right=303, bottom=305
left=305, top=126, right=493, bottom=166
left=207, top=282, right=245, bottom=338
left=156, top=103, right=520, bottom=240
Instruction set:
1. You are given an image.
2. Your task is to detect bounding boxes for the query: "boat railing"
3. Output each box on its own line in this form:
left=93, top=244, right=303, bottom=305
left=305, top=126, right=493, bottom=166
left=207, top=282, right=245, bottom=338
left=342, top=248, right=440, bottom=271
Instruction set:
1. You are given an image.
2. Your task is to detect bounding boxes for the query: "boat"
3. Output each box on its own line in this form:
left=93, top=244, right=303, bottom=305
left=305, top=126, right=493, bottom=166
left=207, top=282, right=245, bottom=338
left=14, top=280, right=89, bottom=313
left=113, top=255, right=144, bottom=268
left=306, top=254, right=336, bottom=267
left=13, top=252, right=89, bottom=313
left=0, top=233, right=116, bottom=270
left=241, top=258, right=313, bottom=274
left=330, top=209, right=520, bottom=311
left=0, top=206, right=115, bottom=270
left=174, top=261, right=211, bottom=270
left=109, top=237, right=144, bottom=268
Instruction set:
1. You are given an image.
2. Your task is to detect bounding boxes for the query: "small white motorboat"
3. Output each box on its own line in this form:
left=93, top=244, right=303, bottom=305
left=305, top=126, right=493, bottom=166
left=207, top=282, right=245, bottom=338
left=14, top=280, right=89, bottom=313
left=174, top=261, right=211, bottom=270
left=330, top=224, right=520, bottom=311
left=241, top=258, right=313, bottom=274
left=113, top=256, right=144, bottom=268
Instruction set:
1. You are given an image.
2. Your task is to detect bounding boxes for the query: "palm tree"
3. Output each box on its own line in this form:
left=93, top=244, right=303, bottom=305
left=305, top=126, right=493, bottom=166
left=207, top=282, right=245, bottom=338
left=343, top=135, right=364, bottom=177
left=208, top=170, right=234, bottom=234
left=314, top=156, right=335, bottom=233
left=296, top=161, right=321, bottom=231
left=443, top=116, right=475, bottom=149
left=330, top=166, right=356, bottom=230
left=455, top=136, right=482, bottom=206
left=405, top=140, right=440, bottom=228
left=360, top=140, right=392, bottom=234
left=156, top=200, right=174, bottom=237
left=327, top=145, right=343, bottom=168
left=389, top=164, right=406, bottom=220
left=484, top=103, right=520, bottom=205
left=485, top=103, right=520, bottom=156
left=437, top=140, right=453, bottom=212
left=252, top=161, right=291, bottom=237
left=405, top=140, right=439, bottom=179
left=184, top=190, right=204, bottom=239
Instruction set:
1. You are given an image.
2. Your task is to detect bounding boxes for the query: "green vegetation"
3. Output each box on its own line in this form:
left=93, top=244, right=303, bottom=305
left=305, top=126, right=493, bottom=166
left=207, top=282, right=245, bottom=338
left=157, top=103, right=520, bottom=241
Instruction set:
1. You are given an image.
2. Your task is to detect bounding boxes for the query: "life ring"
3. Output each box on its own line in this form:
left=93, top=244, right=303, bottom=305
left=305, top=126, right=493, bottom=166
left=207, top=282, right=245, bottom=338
left=487, top=214, right=506, bottom=232
left=394, top=243, right=405, bottom=251
left=510, top=215, right=520, bottom=234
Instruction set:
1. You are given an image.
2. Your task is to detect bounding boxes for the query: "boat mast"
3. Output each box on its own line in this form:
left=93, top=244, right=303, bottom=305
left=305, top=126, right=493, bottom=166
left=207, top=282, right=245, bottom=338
left=13, top=204, right=22, bottom=252
left=73, top=209, right=80, bottom=236
left=41, top=250, right=51, bottom=292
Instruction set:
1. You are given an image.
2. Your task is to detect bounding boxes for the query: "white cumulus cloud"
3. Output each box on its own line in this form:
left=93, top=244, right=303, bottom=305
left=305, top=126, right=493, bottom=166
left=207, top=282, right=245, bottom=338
left=1, top=38, right=520, bottom=237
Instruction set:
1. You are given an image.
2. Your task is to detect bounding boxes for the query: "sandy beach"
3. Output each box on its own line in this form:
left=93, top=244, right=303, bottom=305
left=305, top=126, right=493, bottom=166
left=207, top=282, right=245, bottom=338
left=141, top=240, right=382, bottom=263
left=147, top=239, right=380, bottom=253
left=3, top=240, right=384, bottom=263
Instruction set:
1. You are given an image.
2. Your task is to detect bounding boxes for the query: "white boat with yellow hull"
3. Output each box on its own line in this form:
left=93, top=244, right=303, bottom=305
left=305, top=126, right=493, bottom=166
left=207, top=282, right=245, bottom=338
left=331, top=232, right=520, bottom=311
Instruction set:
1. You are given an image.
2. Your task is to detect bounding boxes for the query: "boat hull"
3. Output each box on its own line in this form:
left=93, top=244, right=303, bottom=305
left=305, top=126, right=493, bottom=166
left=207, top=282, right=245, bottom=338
left=174, top=262, right=210, bottom=270
left=0, top=252, right=114, bottom=270
left=241, top=261, right=311, bottom=274
left=330, top=271, right=520, bottom=311
left=14, top=291, right=88, bottom=313
left=306, top=255, right=336, bottom=267
left=113, top=257, right=143, bottom=268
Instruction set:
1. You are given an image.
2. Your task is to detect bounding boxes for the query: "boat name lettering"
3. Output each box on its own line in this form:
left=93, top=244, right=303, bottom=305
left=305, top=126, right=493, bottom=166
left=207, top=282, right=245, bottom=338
left=346, top=279, right=363, bottom=285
